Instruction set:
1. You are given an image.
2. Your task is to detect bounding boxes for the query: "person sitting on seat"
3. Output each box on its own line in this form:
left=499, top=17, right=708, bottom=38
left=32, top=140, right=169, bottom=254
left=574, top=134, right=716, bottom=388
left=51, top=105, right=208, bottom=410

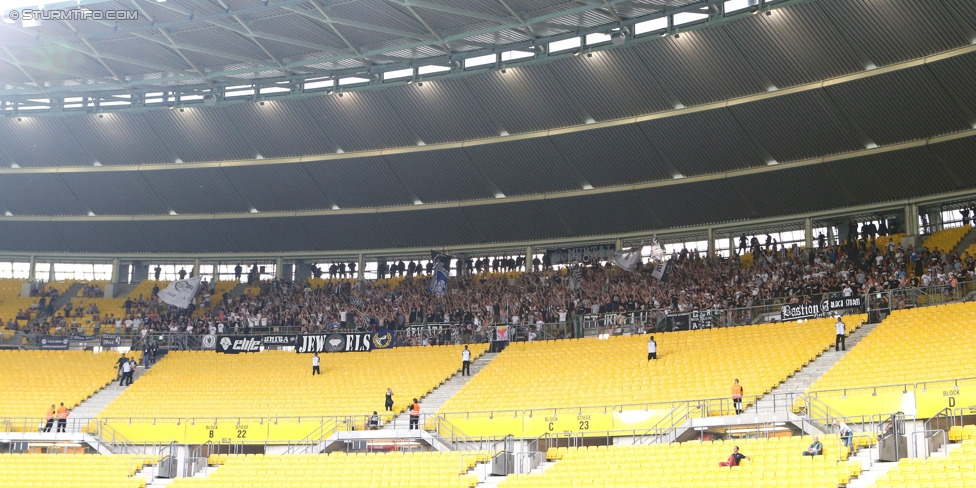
left=802, top=436, right=823, bottom=456
left=719, top=446, right=750, bottom=467
left=368, top=411, right=380, bottom=430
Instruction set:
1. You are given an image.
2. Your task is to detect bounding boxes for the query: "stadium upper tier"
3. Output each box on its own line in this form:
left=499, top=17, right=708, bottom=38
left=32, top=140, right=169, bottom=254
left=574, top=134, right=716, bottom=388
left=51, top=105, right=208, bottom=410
left=6, top=232, right=972, bottom=342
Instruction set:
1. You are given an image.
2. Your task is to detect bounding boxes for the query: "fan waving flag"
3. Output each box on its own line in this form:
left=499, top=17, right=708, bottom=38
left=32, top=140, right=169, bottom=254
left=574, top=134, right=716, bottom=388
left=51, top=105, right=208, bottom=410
left=158, top=276, right=202, bottom=309
left=428, top=251, right=451, bottom=296
left=570, top=264, right=583, bottom=291
left=612, top=245, right=642, bottom=272
left=650, top=260, right=672, bottom=282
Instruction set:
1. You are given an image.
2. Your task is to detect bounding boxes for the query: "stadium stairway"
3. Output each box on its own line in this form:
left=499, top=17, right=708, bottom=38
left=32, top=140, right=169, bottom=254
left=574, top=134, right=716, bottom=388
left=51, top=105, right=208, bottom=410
left=474, top=459, right=558, bottom=488
left=139, top=460, right=220, bottom=488
left=39, top=283, right=84, bottom=320
left=951, top=225, right=976, bottom=255
left=70, top=365, right=149, bottom=433
left=228, top=282, right=250, bottom=299
left=746, top=320, right=880, bottom=420
left=113, top=282, right=138, bottom=299
left=845, top=437, right=964, bottom=488
left=390, top=352, right=499, bottom=430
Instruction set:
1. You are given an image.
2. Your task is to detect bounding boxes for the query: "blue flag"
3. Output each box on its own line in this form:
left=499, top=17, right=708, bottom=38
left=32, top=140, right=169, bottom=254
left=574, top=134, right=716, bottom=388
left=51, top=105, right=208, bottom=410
left=428, top=251, right=451, bottom=296
left=429, top=268, right=448, bottom=295
left=371, top=327, right=395, bottom=349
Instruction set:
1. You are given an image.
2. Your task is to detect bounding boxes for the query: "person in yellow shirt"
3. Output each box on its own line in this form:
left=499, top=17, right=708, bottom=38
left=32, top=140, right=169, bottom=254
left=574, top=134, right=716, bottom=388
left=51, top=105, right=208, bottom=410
left=42, top=404, right=55, bottom=432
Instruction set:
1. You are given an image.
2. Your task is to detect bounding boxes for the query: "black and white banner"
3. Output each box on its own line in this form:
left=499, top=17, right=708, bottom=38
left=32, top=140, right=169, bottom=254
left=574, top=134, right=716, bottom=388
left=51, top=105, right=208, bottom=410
left=100, top=333, right=123, bottom=348
left=215, top=335, right=262, bottom=354
left=38, top=336, right=70, bottom=350
left=781, top=295, right=864, bottom=321
left=295, top=333, right=388, bottom=353
left=262, top=335, right=296, bottom=346
left=545, top=244, right=615, bottom=265
left=665, top=309, right=716, bottom=331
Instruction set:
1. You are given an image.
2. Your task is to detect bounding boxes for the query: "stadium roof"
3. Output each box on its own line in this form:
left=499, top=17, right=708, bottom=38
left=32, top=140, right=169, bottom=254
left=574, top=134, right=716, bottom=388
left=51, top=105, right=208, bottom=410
left=1, top=0, right=975, bottom=255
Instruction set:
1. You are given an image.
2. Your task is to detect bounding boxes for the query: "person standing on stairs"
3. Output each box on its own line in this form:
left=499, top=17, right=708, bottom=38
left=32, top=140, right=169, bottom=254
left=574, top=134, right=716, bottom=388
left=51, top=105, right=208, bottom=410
left=42, top=404, right=55, bottom=432
left=835, top=316, right=847, bottom=351
left=55, top=402, right=69, bottom=433
left=312, top=353, right=321, bottom=376
left=835, top=420, right=854, bottom=453
left=731, top=379, right=744, bottom=415
left=409, top=398, right=421, bottom=430
left=120, top=358, right=133, bottom=386
left=116, top=353, right=128, bottom=380
left=385, top=388, right=394, bottom=412
left=461, top=345, right=471, bottom=376
left=647, top=336, right=657, bottom=360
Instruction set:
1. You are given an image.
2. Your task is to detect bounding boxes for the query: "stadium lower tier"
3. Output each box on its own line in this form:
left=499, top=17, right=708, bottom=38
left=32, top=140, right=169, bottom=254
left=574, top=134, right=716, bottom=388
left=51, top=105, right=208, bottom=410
left=502, top=436, right=859, bottom=488
left=171, top=451, right=486, bottom=488
left=0, top=454, right=153, bottom=488
left=871, top=439, right=976, bottom=488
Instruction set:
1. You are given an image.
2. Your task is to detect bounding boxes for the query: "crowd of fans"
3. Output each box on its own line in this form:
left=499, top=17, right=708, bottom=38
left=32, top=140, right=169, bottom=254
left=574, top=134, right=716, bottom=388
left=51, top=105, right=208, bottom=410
left=6, top=230, right=976, bottom=346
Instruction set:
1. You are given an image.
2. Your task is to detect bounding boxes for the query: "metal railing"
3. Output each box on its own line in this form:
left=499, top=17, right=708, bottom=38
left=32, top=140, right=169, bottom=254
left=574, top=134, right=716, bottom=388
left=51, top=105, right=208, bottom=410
left=804, top=377, right=976, bottom=403
left=94, top=420, right=147, bottom=455
left=185, top=442, right=209, bottom=477
left=910, top=429, right=948, bottom=459
left=280, top=416, right=342, bottom=455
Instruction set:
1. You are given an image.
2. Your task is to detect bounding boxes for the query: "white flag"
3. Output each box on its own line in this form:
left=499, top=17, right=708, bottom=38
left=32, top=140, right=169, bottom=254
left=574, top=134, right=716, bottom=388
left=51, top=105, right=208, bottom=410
left=650, top=261, right=671, bottom=282
left=157, top=276, right=202, bottom=309
left=612, top=246, right=641, bottom=272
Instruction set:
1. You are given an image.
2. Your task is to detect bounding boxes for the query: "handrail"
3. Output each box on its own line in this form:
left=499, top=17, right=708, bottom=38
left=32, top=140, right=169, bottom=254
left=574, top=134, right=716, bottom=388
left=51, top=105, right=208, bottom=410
left=0, top=376, right=964, bottom=443
left=910, top=429, right=948, bottom=459
left=185, top=442, right=210, bottom=477
left=806, top=376, right=976, bottom=400
left=636, top=402, right=696, bottom=445
left=94, top=420, right=143, bottom=455
left=281, top=416, right=341, bottom=455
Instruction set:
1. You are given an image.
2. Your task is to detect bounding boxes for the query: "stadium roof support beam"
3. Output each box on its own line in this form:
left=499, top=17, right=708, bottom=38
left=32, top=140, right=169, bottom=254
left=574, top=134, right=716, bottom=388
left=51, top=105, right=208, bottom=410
left=0, top=0, right=824, bottom=98
left=204, top=0, right=293, bottom=74
left=1, top=188, right=974, bottom=263
left=2, top=127, right=974, bottom=220
left=283, top=2, right=440, bottom=44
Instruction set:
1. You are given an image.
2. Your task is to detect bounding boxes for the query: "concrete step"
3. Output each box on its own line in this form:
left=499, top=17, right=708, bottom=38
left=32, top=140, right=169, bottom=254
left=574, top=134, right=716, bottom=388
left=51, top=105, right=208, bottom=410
left=67, top=363, right=149, bottom=433
left=390, top=352, right=498, bottom=427
left=951, top=226, right=976, bottom=255
left=747, top=320, right=881, bottom=417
